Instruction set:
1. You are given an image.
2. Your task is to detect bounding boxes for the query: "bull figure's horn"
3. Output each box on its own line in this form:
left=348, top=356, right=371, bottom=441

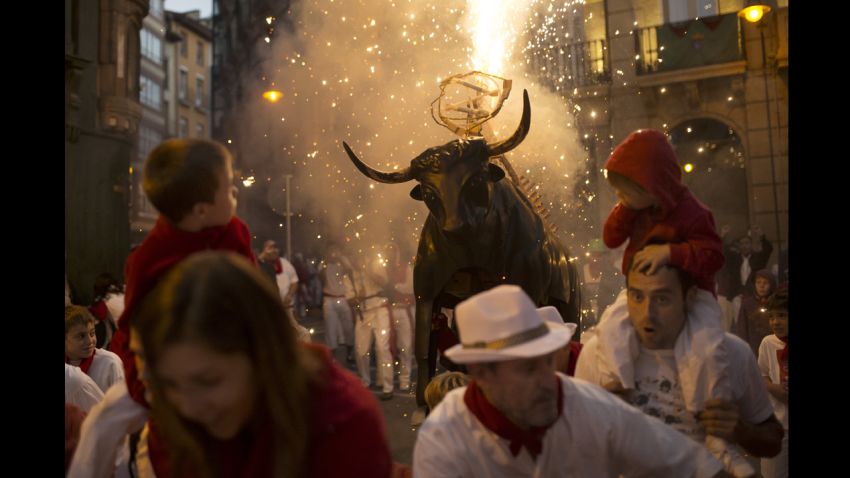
left=486, top=89, right=531, bottom=157
left=342, top=142, right=414, bottom=184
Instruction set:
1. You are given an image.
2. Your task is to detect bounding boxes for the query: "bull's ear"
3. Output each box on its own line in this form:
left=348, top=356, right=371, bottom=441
left=410, top=185, right=424, bottom=201
left=488, top=164, right=506, bottom=182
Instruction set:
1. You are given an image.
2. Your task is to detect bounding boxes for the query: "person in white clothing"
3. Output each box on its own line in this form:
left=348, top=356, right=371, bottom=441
left=383, top=241, right=415, bottom=391
left=757, top=289, right=788, bottom=478
left=320, top=243, right=356, bottom=359
left=66, top=363, right=105, bottom=412
left=65, top=305, right=125, bottom=394
left=350, top=252, right=395, bottom=400
left=258, top=239, right=311, bottom=342
left=67, top=380, right=147, bottom=478
left=575, top=263, right=784, bottom=477
left=413, top=284, right=727, bottom=477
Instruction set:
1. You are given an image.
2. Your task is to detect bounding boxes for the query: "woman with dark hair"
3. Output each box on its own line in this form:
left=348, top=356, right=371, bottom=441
left=131, top=251, right=392, bottom=478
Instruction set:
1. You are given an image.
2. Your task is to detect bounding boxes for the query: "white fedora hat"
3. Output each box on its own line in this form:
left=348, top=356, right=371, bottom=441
left=537, top=305, right=578, bottom=337
left=445, top=285, right=574, bottom=364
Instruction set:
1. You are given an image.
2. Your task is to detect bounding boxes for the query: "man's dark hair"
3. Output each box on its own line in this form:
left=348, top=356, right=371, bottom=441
left=625, top=253, right=695, bottom=298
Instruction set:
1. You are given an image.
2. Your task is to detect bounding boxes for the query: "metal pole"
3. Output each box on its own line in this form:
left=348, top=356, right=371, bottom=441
left=760, top=24, right=783, bottom=279
left=285, top=174, right=292, bottom=261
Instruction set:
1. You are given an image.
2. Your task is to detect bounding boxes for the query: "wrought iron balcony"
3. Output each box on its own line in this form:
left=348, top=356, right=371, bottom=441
left=635, top=12, right=743, bottom=75
left=530, top=39, right=610, bottom=91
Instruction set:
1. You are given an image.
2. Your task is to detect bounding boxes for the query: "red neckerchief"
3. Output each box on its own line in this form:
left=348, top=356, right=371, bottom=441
left=110, top=215, right=256, bottom=407
left=777, top=335, right=788, bottom=363
left=66, top=351, right=96, bottom=375
left=273, top=258, right=283, bottom=274
left=464, top=376, right=563, bottom=460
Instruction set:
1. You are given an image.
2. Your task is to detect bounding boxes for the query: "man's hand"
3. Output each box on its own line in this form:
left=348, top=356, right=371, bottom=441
left=720, top=224, right=731, bottom=238
left=698, top=399, right=740, bottom=442
left=750, top=225, right=764, bottom=239
left=632, top=244, right=671, bottom=275
left=765, top=380, right=788, bottom=404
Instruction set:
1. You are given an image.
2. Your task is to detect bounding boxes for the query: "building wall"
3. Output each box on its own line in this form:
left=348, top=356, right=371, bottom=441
left=170, top=11, right=212, bottom=141
left=133, top=4, right=167, bottom=239
left=65, top=0, right=148, bottom=303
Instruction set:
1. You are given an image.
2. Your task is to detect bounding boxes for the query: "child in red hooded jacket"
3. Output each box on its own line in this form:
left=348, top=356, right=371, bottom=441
left=594, top=129, right=753, bottom=476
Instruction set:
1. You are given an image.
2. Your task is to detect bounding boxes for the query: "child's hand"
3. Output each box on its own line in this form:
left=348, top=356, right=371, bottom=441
left=633, top=245, right=671, bottom=275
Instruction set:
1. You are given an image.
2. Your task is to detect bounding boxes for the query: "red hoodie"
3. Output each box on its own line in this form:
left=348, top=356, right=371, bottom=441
left=109, top=215, right=256, bottom=406
left=603, top=129, right=723, bottom=293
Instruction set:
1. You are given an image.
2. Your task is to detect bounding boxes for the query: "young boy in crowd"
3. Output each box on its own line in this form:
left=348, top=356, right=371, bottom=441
left=758, top=288, right=788, bottom=478
left=109, top=138, right=255, bottom=406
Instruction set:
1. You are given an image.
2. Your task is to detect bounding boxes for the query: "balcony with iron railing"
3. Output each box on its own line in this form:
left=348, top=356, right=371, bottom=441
left=531, top=39, right=610, bottom=92
left=634, top=12, right=745, bottom=84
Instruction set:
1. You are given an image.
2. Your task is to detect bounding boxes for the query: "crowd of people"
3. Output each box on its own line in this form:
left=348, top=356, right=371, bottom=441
left=66, top=132, right=788, bottom=477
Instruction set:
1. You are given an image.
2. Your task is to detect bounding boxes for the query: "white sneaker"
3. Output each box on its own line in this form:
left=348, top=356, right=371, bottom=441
left=705, top=435, right=756, bottom=477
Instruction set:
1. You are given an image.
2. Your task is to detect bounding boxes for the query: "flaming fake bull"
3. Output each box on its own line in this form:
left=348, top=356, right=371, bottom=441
left=342, top=90, right=581, bottom=409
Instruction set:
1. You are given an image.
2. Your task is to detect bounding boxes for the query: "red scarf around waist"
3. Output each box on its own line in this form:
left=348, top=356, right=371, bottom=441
left=463, top=376, right=563, bottom=460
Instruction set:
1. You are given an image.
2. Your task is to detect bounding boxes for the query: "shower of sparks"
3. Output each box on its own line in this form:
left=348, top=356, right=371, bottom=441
left=239, top=0, right=603, bottom=266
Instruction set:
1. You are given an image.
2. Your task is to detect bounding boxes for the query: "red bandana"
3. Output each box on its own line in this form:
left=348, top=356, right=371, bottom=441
left=464, top=376, right=563, bottom=460
left=273, top=258, right=283, bottom=274
left=777, top=335, right=788, bottom=363
left=66, top=351, right=96, bottom=375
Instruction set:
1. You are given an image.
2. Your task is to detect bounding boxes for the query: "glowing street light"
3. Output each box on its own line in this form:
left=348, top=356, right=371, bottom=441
left=262, top=89, right=283, bottom=103
left=738, top=0, right=771, bottom=24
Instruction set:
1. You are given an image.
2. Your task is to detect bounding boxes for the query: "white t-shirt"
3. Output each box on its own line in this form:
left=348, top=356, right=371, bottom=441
left=275, top=257, right=299, bottom=301
left=87, top=348, right=126, bottom=394
left=67, top=381, right=148, bottom=478
left=414, top=374, right=722, bottom=478
left=576, top=333, right=776, bottom=441
left=65, top=364, right=105, bottom=412
left=322, top=261, right=352, bottom=297
left=758, top=334, right=788, bottom=428
left=105, top=293, right=125, bottom=324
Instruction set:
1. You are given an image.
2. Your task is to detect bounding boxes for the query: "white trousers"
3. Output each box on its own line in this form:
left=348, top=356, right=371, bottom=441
left=322, top=297, right=354, bottom=349
left=355, top=306, right=394, bottom=393
left=391, top=305, right=414, bottom=389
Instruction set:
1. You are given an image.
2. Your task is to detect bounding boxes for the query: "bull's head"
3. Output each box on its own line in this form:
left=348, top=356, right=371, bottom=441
left=342, top=90, right=530, bottom=235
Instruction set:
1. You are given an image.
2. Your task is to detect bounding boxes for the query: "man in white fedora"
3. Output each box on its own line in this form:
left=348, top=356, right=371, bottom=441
left=413, top=284, right=725, bottom=477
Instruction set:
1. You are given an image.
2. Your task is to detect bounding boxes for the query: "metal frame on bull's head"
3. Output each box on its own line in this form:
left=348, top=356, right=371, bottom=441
left=342, top=89, right=581, bottom=412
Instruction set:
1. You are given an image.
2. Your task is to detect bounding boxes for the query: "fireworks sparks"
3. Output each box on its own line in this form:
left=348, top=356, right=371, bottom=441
left=239, top=0, right=603, bottom=256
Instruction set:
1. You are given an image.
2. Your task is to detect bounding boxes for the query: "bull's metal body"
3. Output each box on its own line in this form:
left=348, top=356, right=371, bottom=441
left=342, top=90, right=581, bottom=408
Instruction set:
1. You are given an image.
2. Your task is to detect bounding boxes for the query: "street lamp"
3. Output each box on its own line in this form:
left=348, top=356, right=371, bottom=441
left=738, top=0, right=783, bottom=279
left=263, top=87, right=294, bottom=261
